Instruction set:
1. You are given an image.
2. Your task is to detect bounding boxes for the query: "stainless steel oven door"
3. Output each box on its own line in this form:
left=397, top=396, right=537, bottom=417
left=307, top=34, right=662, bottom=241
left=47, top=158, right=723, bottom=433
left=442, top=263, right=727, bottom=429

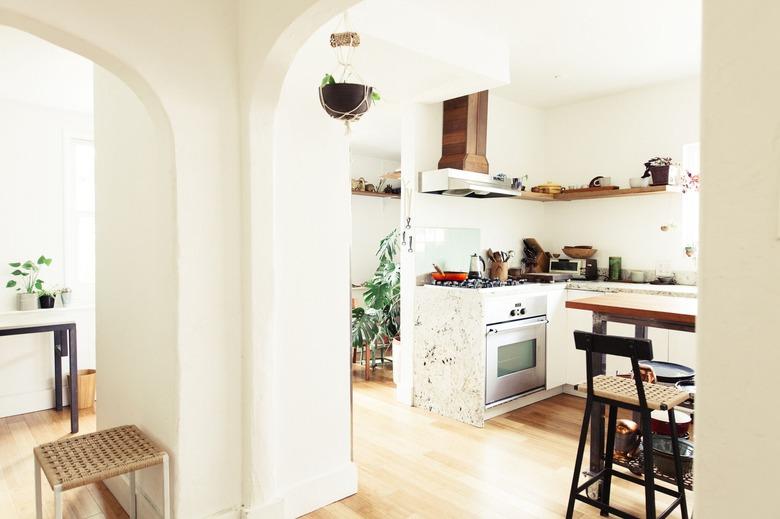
left=486, top=316, right=546, bottom=406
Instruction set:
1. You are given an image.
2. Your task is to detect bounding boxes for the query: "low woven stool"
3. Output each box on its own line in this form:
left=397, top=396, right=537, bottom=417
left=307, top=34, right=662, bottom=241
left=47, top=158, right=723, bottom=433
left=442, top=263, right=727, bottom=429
left=33, top=425, right=170, bottom=519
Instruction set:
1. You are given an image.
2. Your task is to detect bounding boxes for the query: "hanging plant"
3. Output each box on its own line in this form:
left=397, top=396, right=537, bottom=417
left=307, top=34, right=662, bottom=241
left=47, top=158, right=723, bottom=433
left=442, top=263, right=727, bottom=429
left=318, top=25, right=380, bottom=127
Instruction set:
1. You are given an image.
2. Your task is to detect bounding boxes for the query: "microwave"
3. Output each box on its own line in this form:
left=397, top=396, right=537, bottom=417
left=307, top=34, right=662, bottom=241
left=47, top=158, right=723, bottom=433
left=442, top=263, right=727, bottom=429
left=549, top=258, right=598, bottom=280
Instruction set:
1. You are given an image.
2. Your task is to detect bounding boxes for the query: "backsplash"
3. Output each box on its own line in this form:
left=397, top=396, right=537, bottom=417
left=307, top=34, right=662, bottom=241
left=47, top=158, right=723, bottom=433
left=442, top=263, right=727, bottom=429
left=414, top=227, right=480, bottom=282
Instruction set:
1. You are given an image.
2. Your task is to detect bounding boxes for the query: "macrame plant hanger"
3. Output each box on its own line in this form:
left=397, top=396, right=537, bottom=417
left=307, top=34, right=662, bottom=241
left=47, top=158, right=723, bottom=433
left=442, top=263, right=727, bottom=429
left=319, top=12, right=374, bottom=133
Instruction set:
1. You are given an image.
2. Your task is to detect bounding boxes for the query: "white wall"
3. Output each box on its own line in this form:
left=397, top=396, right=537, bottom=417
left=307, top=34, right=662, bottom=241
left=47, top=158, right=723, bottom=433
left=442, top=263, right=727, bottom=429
left=697, top=2, right=780, bottom=517
left=540, top=78, right=700, bottom=272
left=94, top=66, right=179, bottom=516
left=272, top=20, right=357, bottom=518
left=0, top=30, right=96, bottom=417
left=544, top=78, right=700, bottom=186
left=0, top=2, right=245, bottom=517
left=350, top=153, right=400, bottom=284
left=413, top=95, right=548, bottom=271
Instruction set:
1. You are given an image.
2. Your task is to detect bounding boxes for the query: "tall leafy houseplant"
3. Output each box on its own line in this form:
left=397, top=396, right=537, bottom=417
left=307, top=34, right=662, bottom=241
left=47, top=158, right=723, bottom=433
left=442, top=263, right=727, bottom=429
left=352, top=229, right=400, bottom=365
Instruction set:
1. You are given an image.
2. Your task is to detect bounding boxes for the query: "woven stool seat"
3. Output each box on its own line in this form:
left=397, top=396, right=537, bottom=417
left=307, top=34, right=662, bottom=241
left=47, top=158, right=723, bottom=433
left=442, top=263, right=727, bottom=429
left=34, top=425, right=165, bottom=491
left=577, top=375, right=690, bottom=410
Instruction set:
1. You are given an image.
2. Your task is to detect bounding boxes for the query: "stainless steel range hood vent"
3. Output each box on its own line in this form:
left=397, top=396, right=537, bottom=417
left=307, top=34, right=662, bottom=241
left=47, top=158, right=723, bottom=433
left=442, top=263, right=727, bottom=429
left=418, top=168, right=521, bottom=198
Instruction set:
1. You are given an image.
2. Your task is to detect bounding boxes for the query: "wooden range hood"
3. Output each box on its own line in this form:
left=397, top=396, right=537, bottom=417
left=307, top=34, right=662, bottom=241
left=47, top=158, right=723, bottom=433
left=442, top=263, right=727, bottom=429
left=438, top=90, right=489, bottom=174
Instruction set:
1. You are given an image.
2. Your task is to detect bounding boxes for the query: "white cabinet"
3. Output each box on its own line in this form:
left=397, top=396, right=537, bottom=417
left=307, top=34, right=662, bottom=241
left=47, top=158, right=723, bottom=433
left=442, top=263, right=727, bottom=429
left=668, top=330, right=697, bottom=373
left=564, top=289, right=604, bottom=385
left=545, top=287, right=568, bottom=389
left=605, top=323, right=669, bottom=375
left=556, top=289, right=696, bottom=386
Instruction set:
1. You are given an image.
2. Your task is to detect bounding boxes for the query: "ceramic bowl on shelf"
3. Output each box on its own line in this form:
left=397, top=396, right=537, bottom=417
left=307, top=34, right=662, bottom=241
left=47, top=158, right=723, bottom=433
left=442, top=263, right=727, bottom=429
left=629, top=177, right=651, bottom=188
left=562, top=246, right=597, bottom=259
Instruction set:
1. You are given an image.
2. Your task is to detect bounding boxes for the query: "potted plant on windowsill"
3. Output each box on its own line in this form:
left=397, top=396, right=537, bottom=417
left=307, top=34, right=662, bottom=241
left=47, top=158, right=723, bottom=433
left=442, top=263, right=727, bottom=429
left=351, top=229, right=400, bottom=379
left=6, top=256, right=52, bottom=311
left=38, top=288, right=56, bottom=309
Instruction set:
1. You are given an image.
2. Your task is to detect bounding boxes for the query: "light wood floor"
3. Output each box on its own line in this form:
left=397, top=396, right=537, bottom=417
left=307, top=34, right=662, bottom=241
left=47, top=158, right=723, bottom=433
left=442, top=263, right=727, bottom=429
left=308, top=364, right=691, bottom=518
left=0, top=406, right=127, bottom=518
left=0, top=366, right=690, bottom=518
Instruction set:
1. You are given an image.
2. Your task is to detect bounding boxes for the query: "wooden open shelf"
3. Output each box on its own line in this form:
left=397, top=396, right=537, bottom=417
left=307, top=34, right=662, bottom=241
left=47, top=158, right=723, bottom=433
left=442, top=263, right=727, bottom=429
left=516, top=185, right=682, bottom=202
left=351, top=190, right=400, bottom=199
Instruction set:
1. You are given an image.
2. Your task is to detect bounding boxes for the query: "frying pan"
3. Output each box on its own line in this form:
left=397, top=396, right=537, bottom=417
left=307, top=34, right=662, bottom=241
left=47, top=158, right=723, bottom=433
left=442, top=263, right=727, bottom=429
left=431, top=271, right=468, bottom=281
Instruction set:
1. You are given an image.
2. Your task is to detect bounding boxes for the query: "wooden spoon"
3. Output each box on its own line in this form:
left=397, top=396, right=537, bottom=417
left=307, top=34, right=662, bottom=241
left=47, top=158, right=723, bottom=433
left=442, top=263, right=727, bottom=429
left=433, top=264, right=444, bottom=275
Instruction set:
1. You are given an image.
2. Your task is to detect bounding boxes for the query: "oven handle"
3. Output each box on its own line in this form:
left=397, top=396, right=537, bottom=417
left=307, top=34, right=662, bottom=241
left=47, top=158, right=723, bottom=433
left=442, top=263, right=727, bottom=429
left=486, top=316, right=547, bottom=335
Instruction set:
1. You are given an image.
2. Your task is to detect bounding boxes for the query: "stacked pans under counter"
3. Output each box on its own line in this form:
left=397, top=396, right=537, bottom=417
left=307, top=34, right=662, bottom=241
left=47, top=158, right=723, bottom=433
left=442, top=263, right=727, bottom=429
left=613, top=360, right=696, bottom=486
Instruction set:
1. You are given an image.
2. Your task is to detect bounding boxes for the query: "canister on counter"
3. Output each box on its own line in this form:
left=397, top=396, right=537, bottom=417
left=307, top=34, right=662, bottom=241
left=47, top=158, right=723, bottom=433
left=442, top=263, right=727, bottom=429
left=609, top=256, right=622, bottom=281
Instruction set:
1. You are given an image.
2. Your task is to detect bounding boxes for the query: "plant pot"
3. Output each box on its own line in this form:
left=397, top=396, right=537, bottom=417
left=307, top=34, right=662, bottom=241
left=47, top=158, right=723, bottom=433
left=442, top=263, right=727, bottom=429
left=39, top=295, right=55, bottom=309
left=60, top=291, right=72, bottom=306
left=319, top=83, right=373, bottom=121
left=644, top=163, right=671, bottom=186
left=18, top=292, right=39, bottom=311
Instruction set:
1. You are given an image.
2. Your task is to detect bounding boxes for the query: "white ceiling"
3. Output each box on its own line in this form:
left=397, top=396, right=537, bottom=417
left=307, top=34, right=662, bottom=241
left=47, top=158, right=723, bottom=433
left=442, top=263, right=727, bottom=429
left=420, top=0, right=701, bottom=107
left=0, top=26, right=93, bottom=113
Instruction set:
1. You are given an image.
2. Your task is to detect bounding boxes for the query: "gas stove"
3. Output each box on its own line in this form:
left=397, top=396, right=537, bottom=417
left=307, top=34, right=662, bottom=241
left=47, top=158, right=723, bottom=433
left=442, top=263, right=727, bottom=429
left=428, top=278, right=527, bottom=289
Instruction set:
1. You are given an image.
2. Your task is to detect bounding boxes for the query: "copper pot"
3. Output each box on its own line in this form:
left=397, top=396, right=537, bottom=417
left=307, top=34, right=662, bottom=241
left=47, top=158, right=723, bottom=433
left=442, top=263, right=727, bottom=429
left=614, top=419, right=641, bottom=459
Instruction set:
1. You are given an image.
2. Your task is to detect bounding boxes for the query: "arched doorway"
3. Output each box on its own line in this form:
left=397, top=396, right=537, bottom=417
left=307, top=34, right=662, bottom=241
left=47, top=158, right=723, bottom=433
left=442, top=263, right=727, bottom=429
left=0, top=8, right=181, bottom=516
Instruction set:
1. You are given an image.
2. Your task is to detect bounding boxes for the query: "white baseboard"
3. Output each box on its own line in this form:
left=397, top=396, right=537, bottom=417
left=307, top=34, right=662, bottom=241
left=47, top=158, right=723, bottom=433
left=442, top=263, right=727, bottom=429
left=106, top=473, right=245, bottom=519
left=242, top=497, right=284, bottom=519
left=563, top=384, right=586, bottom=398
left=484, top=385, right=564, bottom=420
left=104, top=474, right=163, bottom=519
left=279, top=462, right=357, bottom=519
left=0, top=387, right=71, bottom=417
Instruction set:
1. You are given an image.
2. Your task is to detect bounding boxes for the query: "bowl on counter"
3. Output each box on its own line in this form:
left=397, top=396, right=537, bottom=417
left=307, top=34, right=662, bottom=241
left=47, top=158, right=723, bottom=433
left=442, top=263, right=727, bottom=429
left=562, top=246, right=597, bottom=259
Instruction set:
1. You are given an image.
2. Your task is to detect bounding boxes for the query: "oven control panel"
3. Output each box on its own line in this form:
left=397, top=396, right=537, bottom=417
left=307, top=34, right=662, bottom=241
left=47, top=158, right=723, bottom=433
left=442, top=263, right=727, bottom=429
left=484, top=293, right=547, bottom=324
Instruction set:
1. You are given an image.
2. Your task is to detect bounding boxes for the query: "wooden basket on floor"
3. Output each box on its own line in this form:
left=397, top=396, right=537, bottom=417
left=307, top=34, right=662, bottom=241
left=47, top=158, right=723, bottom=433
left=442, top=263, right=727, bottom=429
left=67, top=369, right=96, bottom=409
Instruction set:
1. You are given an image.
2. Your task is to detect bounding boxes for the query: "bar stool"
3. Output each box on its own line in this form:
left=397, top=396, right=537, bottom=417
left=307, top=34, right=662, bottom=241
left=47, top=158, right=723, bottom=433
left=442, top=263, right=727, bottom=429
left=566, top=331, right=690, bottom=519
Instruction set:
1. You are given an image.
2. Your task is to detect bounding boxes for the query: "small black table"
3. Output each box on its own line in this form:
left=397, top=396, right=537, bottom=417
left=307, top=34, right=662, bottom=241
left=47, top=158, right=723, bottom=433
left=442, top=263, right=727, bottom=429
left=0, top=322, right=78, bottom=432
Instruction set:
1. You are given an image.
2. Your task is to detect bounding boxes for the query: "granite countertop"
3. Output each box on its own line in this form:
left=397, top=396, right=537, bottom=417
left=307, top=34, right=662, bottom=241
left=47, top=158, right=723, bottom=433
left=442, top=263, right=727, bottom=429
left=565, top=280, right=697, bottom=298
left=420, top=280, right=696, bottom=298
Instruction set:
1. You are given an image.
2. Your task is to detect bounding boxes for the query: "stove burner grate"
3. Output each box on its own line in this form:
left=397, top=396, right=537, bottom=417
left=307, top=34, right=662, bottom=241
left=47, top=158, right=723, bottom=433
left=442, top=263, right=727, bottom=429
left=429, top=278, right=527, bottom=289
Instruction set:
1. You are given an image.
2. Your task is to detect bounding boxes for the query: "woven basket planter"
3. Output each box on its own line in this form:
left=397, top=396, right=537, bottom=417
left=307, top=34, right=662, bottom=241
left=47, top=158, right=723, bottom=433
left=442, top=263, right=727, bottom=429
left=319, top=83, right=373, bottom=121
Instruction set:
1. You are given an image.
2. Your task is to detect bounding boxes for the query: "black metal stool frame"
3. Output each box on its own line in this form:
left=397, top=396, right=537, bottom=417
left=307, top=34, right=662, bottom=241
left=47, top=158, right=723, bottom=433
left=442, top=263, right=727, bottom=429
left=566, top=331, right=689, bottom=519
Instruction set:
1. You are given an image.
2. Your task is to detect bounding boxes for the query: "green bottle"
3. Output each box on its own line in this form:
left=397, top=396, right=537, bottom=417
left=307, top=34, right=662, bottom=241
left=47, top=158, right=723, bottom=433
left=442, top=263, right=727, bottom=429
left=609, top=256, right=622, bottom=281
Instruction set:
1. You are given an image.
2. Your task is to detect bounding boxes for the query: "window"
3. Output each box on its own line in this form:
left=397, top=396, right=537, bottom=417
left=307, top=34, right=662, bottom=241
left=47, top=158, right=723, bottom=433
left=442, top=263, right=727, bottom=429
left=681, top=142, right=700, bottom=255
left=64, top=135, right=95, bottom=304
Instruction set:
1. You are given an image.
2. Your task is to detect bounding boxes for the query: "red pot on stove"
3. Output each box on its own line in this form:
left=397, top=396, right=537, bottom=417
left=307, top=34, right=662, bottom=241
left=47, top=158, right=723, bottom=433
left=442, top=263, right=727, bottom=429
left=650, top=410, right=691, bottom=437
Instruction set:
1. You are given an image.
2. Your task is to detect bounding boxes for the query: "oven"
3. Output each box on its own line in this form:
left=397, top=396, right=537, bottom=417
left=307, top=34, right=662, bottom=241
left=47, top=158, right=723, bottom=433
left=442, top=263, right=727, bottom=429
left=485, top=294, right=547, bottom=406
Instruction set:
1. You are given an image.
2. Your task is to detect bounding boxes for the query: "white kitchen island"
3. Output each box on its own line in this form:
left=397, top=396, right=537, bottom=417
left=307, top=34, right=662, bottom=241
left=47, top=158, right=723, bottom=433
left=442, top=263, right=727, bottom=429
left=412, top=280, right=697, bottom=427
